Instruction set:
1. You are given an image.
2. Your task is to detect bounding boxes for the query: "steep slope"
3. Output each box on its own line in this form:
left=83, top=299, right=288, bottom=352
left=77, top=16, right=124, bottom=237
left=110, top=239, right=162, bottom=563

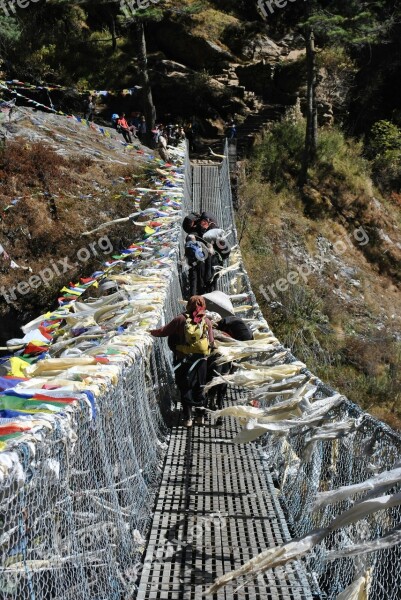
left=239, top=120, right=401, bottom=427
left=0, top=106, right=166, bottom=342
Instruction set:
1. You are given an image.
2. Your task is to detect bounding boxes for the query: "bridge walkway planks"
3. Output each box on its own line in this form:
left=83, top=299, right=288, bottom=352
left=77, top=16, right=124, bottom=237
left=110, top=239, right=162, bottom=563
left=136, top=161, right=314, bottom=600
left=136, top=392, right=314, bottom=600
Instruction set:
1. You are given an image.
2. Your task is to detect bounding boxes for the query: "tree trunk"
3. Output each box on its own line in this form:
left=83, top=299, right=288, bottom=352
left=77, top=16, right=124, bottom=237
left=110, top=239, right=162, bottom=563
left=135, top=20, right=156, bottom=142
left=300, top=29, right=318, bottom=186
left=109, top=13, right=117, bottom=53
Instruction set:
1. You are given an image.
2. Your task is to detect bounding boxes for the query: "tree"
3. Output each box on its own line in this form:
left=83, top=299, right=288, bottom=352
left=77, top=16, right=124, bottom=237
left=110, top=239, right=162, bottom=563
left=0, top=14, right=21, bottom=65
left=298, top=0, right=391, bottom=185
left=134, top=19, right=156, bottom=139
left=118, top=2, right=165, bottom=141
left=118, top=0, right=203, bottom=143
left=300, top=27, right=318, bottom=186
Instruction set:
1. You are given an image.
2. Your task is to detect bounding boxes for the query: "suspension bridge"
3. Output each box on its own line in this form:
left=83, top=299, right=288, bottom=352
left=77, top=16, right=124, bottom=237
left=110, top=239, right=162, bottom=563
left=1, top=141, right=401, bottom=600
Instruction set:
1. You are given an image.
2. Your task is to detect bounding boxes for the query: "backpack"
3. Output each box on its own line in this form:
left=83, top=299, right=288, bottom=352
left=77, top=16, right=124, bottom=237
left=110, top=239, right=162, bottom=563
left=176, top=314, right=210, bottom=355
left=217, top=316, right=253, bottom=341
left=214, top=238, right=231, bottom=260
left=185, top=240, right=206, bottom=265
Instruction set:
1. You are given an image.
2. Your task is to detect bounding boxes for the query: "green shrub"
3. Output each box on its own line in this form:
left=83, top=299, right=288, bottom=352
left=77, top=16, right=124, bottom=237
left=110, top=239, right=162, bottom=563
left=368, top=120, right=401, bottom=192
left=369, top=120, right=401, bottom=155
left=253, top=120, right=305, bottom=190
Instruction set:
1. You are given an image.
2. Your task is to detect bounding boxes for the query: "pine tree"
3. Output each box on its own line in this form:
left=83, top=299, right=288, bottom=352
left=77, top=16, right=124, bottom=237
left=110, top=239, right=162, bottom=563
left=298, top=0, right=392, bottom=185
left=117, top=0, right=203, bottom=142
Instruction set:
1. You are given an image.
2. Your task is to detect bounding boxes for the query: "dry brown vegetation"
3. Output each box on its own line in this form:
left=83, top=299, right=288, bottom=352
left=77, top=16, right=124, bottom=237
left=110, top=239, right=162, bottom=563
left=0, top=139, right=147, bottom=330
left=238, top=121, right=401, bottom=428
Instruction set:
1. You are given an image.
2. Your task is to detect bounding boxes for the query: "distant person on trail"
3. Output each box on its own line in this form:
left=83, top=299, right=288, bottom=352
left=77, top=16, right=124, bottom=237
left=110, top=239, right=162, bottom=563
left=137, top=115, right=147, bottom=140
left=131, top=112, right=141, bottom=129
left=127, top=117, right=138, bottom=138
left=158, top=130, right=170, bottom=162
left=150, top=295, right=214, bottom=427
left=185, top=123, right=194, bottom=152
left=85, top=96, right=95, bottom=121
left=152, top=125, right=161, bottom=147
left=176, top=126, right=186, bottom=145
left=117, top=113, right=133, bottom=144
left=111, top=113, right=119, bottom=128
left=225, top=119, right=237, bottom=139
left=186, top=118, right=202, bottom=151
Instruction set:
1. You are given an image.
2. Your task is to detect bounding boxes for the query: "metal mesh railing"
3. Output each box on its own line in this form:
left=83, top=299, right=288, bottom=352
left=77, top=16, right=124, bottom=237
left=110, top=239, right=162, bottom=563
left=268, top=397, right=401, bottom=600
left=0, top=146, right=190, bottom=600
left=195, top=140, right=401, bottom=599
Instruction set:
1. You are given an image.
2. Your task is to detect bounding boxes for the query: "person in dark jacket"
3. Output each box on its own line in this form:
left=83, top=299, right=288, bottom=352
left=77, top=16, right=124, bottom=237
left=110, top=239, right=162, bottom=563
left=137, top=115, right=147, bottom=140
left=196, top=213, right=223, bottom=293
left=150, top=296, right=214, bottom=427
left=195, top=212, right=218, bottom=237
left=217, top=316, right=253, bottom=341
left=85, top=96, right=95, bottom=121
left=185, top=234, right=209, bottom=297
left=207, top=316, right=254, bottom=425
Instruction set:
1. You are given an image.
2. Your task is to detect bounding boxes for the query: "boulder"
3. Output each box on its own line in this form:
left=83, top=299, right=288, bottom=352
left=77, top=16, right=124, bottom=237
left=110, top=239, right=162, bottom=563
left=149, top=21, right=235, bottom=72
left=236, top=61, right=297, bottom=104
left=235, top=62, right=275, bottom=97
left=149, top=70, right=247, bottom=121
left=278, top=33, right=306, bottom=54
left=274, top=58, right=306, bottom=95
left=160, top=60, right=192, bottom=73
left=241, top=34, right=282, bottom=61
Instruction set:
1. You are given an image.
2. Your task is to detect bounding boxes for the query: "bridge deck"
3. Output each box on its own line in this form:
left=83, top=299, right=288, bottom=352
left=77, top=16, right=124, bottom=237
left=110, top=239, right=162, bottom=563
left=136, top=162, right=314, bottom=599
left=136, top=393, right=314, bottom=600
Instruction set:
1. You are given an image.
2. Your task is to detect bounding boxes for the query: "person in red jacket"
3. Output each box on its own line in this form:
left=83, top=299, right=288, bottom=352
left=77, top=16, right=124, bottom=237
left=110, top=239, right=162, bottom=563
left=117, top=113, right=133, bottom=143
left=149, top=295, right=214, bottom=427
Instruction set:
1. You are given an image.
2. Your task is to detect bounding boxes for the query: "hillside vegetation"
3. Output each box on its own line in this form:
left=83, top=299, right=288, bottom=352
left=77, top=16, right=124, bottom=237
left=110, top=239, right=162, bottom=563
left=239, top=119, right=401, bottom=427
left=1, top=0, right=401, bottom=425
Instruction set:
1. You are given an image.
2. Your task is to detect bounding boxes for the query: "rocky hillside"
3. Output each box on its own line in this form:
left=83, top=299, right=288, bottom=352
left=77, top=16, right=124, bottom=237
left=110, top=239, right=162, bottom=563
left=239, top=119, right=401, bottom=428
left=0, top=106, right=166, bottom=342
left=1, top=0, right=401, bottom=425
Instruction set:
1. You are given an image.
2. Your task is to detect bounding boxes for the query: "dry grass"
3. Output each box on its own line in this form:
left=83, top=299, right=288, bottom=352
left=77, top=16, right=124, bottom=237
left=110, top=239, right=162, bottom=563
left=189, top=2, right=239, bottom=44
left=238, top=132, right=401, bottom=429
left=0, top=139, right=147, bottom=323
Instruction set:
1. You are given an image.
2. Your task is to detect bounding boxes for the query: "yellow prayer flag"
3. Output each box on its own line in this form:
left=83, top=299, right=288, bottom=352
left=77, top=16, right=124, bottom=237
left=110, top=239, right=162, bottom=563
left=9, top=357, right=30, bottom=378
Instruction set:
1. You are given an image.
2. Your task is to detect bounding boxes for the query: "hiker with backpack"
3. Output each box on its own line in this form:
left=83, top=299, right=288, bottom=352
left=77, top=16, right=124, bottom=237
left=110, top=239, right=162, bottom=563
left=182, top=212, right=231, bottom=296
left=183, top=212, right=207, bottom=296
left=149, top=295, right=214, bottom=427
left=184, top=234, right=209, bottom=297
left=196, top=212, right=231, bottom=294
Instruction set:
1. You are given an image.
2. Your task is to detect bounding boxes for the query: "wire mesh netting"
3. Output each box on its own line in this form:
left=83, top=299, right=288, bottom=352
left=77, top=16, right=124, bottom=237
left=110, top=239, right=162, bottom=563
left=2, top=139, right=401, bottom=600
left=0, top=145, right=191, bottom=600
left=192, top=141, right=401, bottom=599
